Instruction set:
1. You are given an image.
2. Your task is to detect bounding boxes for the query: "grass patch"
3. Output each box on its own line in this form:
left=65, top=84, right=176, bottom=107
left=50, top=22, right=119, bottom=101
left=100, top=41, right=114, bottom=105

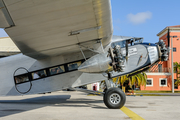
left=135, top=94, right=168, bottom=96
left=129, top=90, right=180, bottom=93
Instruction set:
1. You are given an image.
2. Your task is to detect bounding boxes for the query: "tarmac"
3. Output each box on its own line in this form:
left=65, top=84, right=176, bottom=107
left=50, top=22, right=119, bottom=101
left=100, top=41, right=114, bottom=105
left=0, top=91, right=180, bottom=120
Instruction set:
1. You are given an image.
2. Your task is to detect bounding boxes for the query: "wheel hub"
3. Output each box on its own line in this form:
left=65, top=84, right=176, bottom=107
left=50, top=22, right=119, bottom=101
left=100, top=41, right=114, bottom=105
left=110, top=93, right=121, bottom=104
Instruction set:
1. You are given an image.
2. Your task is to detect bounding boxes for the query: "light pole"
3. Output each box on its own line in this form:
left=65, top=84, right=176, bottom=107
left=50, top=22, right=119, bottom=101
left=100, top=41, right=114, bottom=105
left=170, top=35, right=177, bottom=93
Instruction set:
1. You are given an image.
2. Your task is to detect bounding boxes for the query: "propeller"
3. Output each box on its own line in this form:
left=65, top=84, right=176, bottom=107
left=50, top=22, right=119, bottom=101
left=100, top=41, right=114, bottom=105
left=125, top=40, right=129, bottom=62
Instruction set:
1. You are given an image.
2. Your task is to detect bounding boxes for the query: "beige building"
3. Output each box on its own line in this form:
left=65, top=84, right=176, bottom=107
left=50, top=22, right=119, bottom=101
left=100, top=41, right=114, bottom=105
left=0, top=37, right=20, bottom=57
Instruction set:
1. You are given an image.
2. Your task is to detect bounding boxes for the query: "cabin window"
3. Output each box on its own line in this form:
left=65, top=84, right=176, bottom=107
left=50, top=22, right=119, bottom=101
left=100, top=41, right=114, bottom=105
left=32, top=70, right=47, bottom=80
left=146, top=78, right=153, bottom=86
left=67, top=61, right=81, bottom=71
left=159, top=78, right=167, bottom=87
left=14, top=74, right=29, bottom=84
left=49, top=65, right=65, bottom=75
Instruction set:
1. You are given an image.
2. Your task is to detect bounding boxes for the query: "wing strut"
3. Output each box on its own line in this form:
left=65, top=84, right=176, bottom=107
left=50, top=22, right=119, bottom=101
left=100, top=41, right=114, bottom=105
left=78, top=45, right=87, bottom=61
left=78, top=39, right=104, bottom=54
left=78, top=44, right=100, bottom=53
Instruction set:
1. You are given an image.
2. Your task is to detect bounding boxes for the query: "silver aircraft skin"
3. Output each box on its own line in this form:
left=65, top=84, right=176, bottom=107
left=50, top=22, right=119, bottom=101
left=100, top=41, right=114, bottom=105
left=0, top=36, right=167, bottom=96
left=0, top=0, right=168, bottom=109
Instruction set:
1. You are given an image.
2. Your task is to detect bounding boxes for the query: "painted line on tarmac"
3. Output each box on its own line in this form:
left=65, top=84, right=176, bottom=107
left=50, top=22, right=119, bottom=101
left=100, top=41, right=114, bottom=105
left=120, top=106, right=145, bottom=120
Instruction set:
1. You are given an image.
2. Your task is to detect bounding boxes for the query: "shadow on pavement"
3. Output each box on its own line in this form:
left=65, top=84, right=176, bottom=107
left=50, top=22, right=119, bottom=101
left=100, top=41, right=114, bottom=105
left=0, top=94, right=106, bottom=117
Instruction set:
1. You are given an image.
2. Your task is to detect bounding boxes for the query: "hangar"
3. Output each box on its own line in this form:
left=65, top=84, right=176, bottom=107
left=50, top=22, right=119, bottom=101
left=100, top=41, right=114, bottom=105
left=0, top=37, right=20, bottom=57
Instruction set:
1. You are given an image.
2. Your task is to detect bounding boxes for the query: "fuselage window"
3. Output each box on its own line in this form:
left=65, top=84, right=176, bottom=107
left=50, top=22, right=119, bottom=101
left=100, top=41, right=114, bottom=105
left=50, top=65, right=65, bottom=75
left=68, top=61, right=81, bottom=71
left=14, top=74, right=29, bottom=84
left=32, top=70, right=47, bottom=80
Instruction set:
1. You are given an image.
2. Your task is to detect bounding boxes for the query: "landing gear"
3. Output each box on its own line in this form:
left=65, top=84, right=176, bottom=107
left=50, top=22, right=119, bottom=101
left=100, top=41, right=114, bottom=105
left=103, top=88, right=126, bottom=109
left=101, top=74, right=126, bottom=109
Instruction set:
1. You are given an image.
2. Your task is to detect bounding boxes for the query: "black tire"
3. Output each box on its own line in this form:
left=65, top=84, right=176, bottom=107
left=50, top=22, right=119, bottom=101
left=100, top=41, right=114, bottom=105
left=104, top=88, right=126, bottom=109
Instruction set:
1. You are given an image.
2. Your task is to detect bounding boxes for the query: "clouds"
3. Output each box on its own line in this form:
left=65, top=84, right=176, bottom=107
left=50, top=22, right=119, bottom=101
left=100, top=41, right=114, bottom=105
left=127, top=11, right=152, bottom=25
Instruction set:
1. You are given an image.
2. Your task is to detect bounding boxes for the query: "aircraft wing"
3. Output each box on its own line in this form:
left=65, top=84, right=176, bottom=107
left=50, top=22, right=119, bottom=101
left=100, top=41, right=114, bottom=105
left=0, top=0, right=113, bottom=59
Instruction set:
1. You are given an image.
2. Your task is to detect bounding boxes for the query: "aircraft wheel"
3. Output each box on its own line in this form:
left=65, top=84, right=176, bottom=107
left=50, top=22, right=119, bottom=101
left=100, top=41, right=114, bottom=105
left=103, top=88, right=126, bottom=109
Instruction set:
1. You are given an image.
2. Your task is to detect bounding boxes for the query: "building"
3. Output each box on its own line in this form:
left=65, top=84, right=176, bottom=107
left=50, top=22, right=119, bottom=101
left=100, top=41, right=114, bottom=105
left=0, top=37, right=20, bottom=57
left=141, top=25, right=180, bottom=91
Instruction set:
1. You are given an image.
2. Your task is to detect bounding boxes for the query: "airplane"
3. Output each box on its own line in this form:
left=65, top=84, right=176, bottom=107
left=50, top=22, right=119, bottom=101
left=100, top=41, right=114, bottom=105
left=0, top=0, right=168, bottom=109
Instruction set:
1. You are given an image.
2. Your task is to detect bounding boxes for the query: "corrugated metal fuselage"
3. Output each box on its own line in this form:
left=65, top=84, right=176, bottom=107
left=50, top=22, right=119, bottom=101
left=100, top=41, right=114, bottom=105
left=0, top=37, right=161, bottom=96
left=0, top=51, right=106, bottom=96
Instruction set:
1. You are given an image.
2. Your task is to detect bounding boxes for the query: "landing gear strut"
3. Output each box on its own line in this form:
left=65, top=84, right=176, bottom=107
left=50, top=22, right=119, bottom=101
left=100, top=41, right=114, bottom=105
left=103, top=77, right=126, bottom=109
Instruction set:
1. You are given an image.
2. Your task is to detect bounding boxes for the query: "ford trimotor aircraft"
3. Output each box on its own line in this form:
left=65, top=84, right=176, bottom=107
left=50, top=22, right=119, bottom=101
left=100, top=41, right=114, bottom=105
left=0, top=0, right=168, bottom=109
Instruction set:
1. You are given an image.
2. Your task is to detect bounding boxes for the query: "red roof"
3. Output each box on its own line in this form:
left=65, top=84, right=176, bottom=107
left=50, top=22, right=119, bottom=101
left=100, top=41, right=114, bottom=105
left=168, top=25, right=180, bottom=28
left=157, top=25, right=180, bottom=36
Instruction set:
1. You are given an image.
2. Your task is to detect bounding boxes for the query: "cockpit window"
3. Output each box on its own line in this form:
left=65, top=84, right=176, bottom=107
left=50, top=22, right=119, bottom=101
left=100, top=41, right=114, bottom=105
left=111, top=40, right=126, bottom=48
left=111, top=38, right=143, bottom=48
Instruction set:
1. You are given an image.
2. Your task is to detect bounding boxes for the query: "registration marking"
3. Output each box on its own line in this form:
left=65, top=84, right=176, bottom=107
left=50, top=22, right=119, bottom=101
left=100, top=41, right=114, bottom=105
left=120, top=106, right=145, bottom=120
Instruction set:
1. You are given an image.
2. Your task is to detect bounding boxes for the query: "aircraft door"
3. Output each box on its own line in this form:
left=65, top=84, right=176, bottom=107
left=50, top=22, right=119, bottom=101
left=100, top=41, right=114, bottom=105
left=14, top=67, right=32, bottom=94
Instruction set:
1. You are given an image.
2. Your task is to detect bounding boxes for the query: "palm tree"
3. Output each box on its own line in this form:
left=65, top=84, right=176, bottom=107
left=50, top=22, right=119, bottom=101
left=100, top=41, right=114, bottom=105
left=173, top=62, right=180, bottom=73
left=100, top=72, right=147, bottom=92
left=174, top=62, right=180, bottom=87
left=117, top=72, right=147, bottom=90
left=128, top=72, right=147, bottom=88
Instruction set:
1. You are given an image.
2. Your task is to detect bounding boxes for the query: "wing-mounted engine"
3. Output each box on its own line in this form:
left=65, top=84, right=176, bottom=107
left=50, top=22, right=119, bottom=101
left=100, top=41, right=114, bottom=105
left=108, top=45, right=125, bottom=72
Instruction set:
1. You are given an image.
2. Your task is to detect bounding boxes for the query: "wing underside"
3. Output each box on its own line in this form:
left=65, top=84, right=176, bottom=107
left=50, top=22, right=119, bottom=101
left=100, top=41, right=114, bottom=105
left=0, top=0, right=113, bottom=59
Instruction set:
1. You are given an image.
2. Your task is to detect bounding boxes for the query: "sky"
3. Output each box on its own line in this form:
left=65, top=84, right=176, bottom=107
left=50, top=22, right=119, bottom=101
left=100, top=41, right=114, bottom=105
left=0, top=0, right=180, bottom=43
left=111, top=0, right=180, bottom=43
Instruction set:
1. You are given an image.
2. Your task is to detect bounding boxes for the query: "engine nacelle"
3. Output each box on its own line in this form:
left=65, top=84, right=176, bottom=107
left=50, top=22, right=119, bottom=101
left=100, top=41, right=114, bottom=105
left=78, top=40, right=169, bottom=75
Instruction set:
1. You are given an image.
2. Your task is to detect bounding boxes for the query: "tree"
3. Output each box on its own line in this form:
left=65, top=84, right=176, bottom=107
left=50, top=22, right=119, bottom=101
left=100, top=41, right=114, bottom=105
left=174, top=62, right=180, bottom=87
left=116, top=72, right=147, bottom=89
left=100, top=71, right=147, bottom=92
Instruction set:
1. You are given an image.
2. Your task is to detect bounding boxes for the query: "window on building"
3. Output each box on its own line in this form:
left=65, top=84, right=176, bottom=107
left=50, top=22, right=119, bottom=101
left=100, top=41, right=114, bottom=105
left=146, top=78, right=153, bottom=86
left=173, top=47, right=176, bottom=52
left=68, top=61, right=81, bottom=71
left=174, top=63, right=177, bottom=73
left=32, top=70, right=47, bottom=80
left=49, top=65, right=65, bottom=75
left=158, top=64, right=162, bottom=72
left=14, top=73, right=29, bottom=84
left=159, top=78, right=167, bottom=86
